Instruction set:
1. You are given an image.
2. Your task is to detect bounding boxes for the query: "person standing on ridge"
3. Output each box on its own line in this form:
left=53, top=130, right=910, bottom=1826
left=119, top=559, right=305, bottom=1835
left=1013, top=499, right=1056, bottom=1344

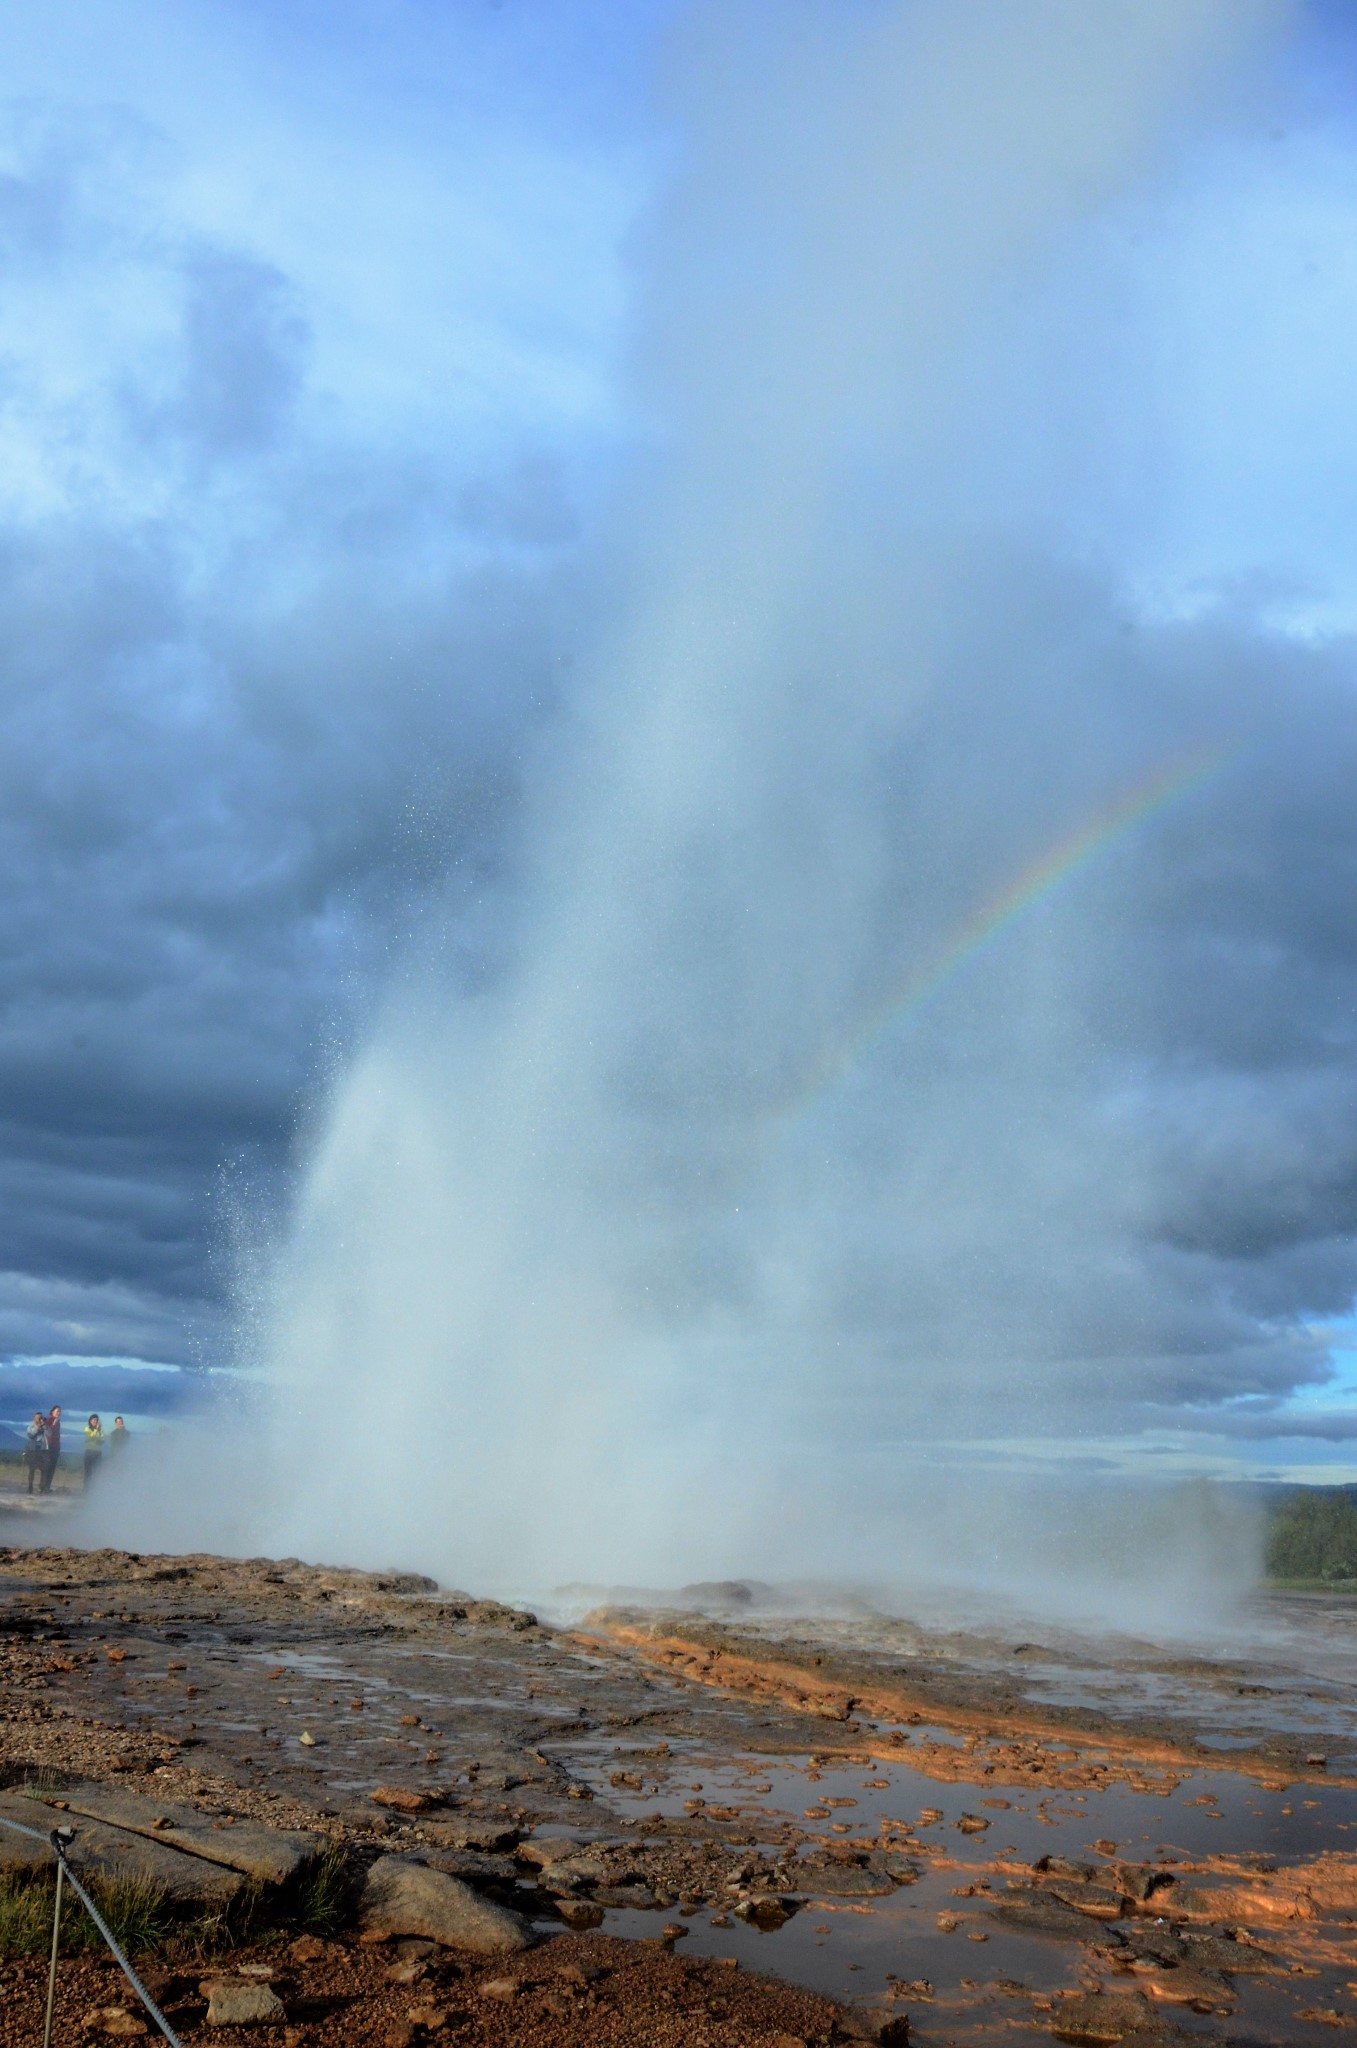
left=109, top=1416, right=128, bottom=1455
left=39, top=1406, right=61, bottom=1494
left=23, top=1412, right=44, bottom=1494
left=83, top=1414, right=104, bottom=1489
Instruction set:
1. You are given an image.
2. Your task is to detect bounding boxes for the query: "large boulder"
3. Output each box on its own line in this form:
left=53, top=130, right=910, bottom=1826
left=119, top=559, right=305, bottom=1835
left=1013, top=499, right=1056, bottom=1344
left=358, top=1856, right=532, bottom=1954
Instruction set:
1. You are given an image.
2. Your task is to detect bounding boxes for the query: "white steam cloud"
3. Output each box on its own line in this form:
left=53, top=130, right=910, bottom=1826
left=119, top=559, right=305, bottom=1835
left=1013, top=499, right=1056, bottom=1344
left=226, top=0, right=1291, bottom=1613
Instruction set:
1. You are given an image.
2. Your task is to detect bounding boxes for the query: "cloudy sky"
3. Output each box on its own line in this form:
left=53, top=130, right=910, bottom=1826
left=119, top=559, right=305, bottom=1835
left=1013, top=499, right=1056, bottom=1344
left=5, top=0, right=1357, bottom=1503
left=0, top=0, right=654, bottom=1381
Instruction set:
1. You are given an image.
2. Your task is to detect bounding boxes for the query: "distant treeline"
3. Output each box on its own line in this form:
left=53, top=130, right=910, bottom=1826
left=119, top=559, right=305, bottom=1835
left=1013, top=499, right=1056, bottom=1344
left=1266, top=1485, right=1357, bottom=1584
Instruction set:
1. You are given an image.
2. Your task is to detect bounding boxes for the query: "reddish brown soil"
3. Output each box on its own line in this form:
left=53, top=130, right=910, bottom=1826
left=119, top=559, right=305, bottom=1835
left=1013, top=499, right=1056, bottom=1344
left=0, top=1930, right=853, bottom=2047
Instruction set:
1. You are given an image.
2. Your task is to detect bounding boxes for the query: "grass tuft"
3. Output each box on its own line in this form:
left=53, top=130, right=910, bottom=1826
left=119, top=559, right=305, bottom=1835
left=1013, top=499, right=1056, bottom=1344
left=292, top=1844, right=355, bottom=1936
left=0, top=1869, right=174, bottom=1959
left=0, top=1873, right=57, bottom=1956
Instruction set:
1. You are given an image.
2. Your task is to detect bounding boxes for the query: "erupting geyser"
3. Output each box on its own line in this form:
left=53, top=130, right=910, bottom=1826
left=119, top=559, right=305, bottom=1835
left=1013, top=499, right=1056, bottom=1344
left=250, top=0, right=1291, bottom=1611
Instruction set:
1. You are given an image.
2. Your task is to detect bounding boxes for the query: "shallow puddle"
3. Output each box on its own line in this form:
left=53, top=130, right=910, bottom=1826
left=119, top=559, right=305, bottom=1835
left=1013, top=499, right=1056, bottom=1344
left=561, top=1737, right=1357, bottom=2040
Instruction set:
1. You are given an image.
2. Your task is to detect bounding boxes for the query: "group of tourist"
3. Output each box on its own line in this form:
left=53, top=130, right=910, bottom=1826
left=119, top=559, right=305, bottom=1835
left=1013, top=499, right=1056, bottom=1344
left=23, top=1407, right=129, bottom=1494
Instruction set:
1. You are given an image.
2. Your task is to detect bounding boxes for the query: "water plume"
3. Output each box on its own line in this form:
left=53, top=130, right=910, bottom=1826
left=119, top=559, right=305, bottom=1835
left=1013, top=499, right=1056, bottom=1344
left=248, top=0, right=1287, bottom=1615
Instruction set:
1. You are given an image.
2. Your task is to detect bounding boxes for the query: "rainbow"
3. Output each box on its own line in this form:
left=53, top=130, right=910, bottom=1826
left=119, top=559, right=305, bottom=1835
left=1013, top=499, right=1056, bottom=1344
left=778, top=740, right=1227, bottom=1128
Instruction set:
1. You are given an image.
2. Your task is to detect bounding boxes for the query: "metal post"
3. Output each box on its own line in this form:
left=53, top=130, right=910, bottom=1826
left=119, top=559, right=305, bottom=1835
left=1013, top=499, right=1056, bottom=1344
left=41, top=1856, right=64, bottom=2048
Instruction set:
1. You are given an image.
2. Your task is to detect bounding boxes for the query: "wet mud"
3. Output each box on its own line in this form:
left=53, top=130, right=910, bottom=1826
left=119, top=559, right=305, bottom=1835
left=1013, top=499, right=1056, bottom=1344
left=2, top=1540, right=1356, bottom=2044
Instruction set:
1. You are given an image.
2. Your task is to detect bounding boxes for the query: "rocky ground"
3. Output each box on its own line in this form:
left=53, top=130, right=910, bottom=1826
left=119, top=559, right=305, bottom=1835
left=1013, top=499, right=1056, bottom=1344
left=1, top=1538, right=1356, bottom=2045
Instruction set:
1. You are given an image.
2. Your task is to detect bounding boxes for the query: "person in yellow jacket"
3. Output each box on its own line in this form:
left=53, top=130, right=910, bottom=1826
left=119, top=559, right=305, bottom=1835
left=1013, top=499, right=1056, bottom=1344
left=83, top=1413, right=104, bottom=1489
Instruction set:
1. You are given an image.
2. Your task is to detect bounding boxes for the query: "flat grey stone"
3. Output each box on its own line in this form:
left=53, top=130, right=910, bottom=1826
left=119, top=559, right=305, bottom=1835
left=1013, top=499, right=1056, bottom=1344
left=359, top=1854, right=531, bottom=1953
left=798, top=1859, right=894, bottom=1897
left=46, top=1786, right=320, bottom=1885
left=0, top=1792, right=58, bottom=1876
left=23, top=1803, right=242, bottom=1907
left=422, top=1848, right=520, bottom=1885
left=420, top=1817, right=520, bottom=1854
left=993, top=1893, right=1101, bottom=1940
left=205, top=1980, right=287, bottom=2027
left=1, top=1792, right=239, bottom=1904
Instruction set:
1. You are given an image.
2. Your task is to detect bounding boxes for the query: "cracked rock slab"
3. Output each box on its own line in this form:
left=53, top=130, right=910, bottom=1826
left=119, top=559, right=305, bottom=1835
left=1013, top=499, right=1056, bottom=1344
left=38, top=1784, right=321, bottom=1885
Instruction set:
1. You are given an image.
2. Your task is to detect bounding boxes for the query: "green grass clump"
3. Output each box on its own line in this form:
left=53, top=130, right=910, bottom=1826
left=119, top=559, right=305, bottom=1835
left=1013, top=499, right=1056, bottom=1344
left=0, top=1870, right=174, bottom=1959
left=0, top=1872, right=59, bottom=1955
left=291, top=1844, right=354, bottom=1936
left=0, top=1841, right=358, bottom=1964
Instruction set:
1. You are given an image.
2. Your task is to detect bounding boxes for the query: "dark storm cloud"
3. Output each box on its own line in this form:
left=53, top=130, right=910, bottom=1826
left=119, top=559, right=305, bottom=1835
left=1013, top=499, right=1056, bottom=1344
left=0, top=108, right=589, bottom=1366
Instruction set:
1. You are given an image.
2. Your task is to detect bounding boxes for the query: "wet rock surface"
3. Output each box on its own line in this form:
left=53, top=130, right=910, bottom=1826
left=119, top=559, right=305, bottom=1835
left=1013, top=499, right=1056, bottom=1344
left=1, top=1544, right=1356, bottom=2044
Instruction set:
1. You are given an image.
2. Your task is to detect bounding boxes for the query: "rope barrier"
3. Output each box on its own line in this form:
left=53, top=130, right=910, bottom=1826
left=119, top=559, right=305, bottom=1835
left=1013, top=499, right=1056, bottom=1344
left=0, top=1809, right=185, bottom=2047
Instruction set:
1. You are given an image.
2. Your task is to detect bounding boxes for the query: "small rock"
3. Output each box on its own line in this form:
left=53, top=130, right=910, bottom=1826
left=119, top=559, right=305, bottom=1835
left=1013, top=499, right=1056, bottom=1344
left=735, top=1895, right=794, bottom=1930
left=421, top=1818, right=519, bottom=1855
left=383, top=2027, right=416, bottom=2048
left=935, top=1913, right=959, bottom=1932
left=555, top=1899, right=604, bottom=1930
left=955, top=1814, right=989, bottom=1834
left=1046, top=1993, right=1133, bottom=2045
left=385, top=1961, right=428, bottom=1986
left=298, top=1732, right=315, bottom=1747
left=83, top=2010, right=148, bottom=2040
left=661, top=1922, right=688, bottom=1941
left=479, top=1978, right=519, bottom=2001
left=106, top=1648, right=127, bottom=1664
left=406, top=2007, right=447, bottom=2031
left=373, top=1786, right=431, bottom=1814
left=556, top=1964, right=604, bottom=1989
left=877, top=2022, right=911, bottom=2047
left=136, top=1971, right=187, bottom=2006
left=1045, top=1881, right=1125, bottom=1921
left=287, top=1936, right=326, bottom=1964
left=400, top=1715, right=422, bottom=1728
left=205, top=1979, right=287, bottom=2027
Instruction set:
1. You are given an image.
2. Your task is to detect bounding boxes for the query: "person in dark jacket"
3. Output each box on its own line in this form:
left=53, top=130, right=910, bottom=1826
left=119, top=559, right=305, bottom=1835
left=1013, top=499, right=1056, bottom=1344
left=39, top=1406, right=61, bottom=1494
left=24, top=1412, right=45, bottom=1494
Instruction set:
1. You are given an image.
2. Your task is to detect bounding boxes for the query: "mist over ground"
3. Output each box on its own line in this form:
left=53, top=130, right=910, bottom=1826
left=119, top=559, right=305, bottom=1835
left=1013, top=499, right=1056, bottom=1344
left=11, top=1, right=1357, bottom=1620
